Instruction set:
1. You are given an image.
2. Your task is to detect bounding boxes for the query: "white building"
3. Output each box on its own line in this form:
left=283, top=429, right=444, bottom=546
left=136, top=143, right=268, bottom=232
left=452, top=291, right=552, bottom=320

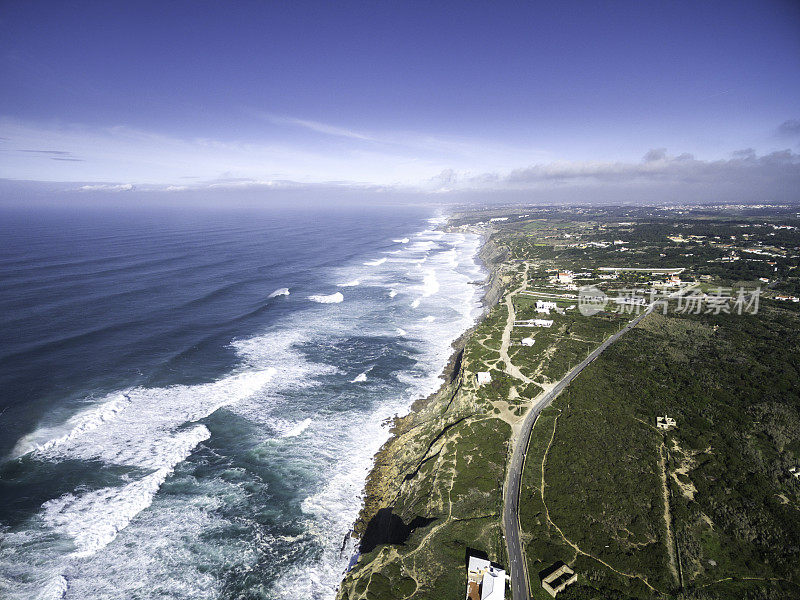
left=516, top=319, right=553, bottom=328
left=521, top=337, right=535, bottom=346
left=466, top=556, right=506, bottom=600
left=557, top=271, right=573, bottom=284
left=476, top=372, right=492, bottom=386
left=536, top=300, right=558, bottom=314
left=656, top=415, right=676, bottom=430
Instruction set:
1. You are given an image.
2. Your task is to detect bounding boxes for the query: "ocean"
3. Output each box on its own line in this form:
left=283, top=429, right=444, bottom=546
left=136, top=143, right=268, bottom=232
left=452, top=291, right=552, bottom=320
left=0, top=203, right=484, bottom=599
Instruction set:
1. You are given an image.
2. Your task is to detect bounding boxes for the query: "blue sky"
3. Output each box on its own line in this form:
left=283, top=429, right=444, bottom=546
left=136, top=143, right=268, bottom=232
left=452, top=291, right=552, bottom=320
left=1, top=0, right=799, bottom=193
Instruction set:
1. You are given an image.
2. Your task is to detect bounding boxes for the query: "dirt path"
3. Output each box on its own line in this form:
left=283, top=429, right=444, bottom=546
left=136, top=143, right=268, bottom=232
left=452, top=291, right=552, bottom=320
left=499, top=264, right=533, bottom=385
left=659, top=441, right=680, bottom=585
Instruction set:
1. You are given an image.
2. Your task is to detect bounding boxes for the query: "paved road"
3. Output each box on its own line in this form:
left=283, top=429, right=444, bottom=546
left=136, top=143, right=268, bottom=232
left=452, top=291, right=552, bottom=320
left=502, top=288, right=693, bottom=600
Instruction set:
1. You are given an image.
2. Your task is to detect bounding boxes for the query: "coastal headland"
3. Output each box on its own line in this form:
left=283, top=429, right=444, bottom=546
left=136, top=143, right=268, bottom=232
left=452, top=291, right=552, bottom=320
left=338, top=205, right=800, bottom=600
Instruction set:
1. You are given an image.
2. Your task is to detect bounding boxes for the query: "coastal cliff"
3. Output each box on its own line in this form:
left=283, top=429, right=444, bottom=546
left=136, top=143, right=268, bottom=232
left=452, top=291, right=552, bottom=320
left=337, top=230, right=514, bottom=600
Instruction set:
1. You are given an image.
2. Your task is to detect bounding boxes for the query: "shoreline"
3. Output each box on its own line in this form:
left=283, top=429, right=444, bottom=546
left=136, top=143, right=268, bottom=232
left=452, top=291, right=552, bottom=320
left=343, top=225, right=507, bottom=545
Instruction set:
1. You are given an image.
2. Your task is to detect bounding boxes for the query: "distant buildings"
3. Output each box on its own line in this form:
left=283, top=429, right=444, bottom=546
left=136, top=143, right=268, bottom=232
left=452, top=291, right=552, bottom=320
left=476, top=372, right=492, bottom=386
left=599, top=267, right=684, bottom=275
left=541, top=562, right=577, bottom=597
left=521, top=337, right=535, bottom=346
left=775, top=295, right=800, bottom=303
left=466, top=556, right=506, bottom=600
left=657, top=415, right=677, bottom=430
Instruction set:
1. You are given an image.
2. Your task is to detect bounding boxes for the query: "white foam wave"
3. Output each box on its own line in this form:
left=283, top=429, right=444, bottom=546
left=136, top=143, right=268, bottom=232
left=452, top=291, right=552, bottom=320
left=308, top=292, right=344, bottom=304
left=31, top=370, right=275, bottom=469
left=392, top=238, right=409, bottom=244
left=388, top=289, right=397, bottom=298
left=281, top=418, right=312, bottom=438
left=395, top=328, right=407, bottom=336
left=421, top=269, right=439, bottom=297
left=423, top=315, right=436, bottom=322
left=363, top=258, right=386, bottom=266
left=337, top=280, right=360, bottom=287
left=351, top=372, right=368, bottom=383
left=41, top=426, right=211, bottom=558
left=410, top=298, right=421, bottom=309
left=268, top=287, right=290, bottom=298
left=13, top=392, right=132, bottom=458
left=36, top=576, right=68, bottom=600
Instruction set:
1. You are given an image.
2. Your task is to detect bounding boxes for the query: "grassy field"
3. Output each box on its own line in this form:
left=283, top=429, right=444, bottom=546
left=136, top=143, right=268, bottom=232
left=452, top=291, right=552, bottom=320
left=519, top=304, right=800, bottom=599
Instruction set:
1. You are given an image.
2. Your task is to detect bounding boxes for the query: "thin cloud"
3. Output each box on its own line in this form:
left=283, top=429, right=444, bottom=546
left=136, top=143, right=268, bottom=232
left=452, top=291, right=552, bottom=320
left=51, top=157, right=85, bottom=162
left=261, top=113, right=375, bottom=141
left=79, top=183, right=134, bottom=191
left=21, top=149, right=72, bottom=155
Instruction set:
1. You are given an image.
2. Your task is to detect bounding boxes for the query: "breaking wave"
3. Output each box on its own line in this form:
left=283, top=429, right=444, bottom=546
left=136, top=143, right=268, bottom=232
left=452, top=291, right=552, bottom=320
left=280, top=418, right=313, bottom=438
left=268, top=287, right=290, bottom=298
left=308, top=292, right=344, bottom=304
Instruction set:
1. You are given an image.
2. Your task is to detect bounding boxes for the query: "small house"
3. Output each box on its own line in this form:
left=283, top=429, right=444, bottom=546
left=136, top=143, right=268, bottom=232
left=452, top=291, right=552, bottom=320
left=536, top=300, right=558, bottom=314
left=476, top=372, right=492, bottom=386
left=466, top=556, right=506, bottom=600
left=656, top=415, right=676, bottom=430
left=557, top=272, right=573, bottom=284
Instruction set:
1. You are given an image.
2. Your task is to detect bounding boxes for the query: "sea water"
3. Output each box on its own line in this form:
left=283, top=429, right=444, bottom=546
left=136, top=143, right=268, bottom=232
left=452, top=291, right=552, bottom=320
left=0, top=203, right=484, bottom=599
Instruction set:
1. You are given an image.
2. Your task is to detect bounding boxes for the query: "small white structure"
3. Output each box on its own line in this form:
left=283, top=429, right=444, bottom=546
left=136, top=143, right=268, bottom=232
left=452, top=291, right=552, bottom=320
left=790, top=467, right=800, bottom=480
left=657, top=415, right=676, bottom=430
left=516, top=319, right=553, bottom=328
left=536, top=300, right=558, bottom=314
left=557, top=271, right=573, bottom=284
left=476, top=372, right=492, bottom=386
left=466, top=556, right=506, bottom=600
left=521, top=337, right=535, bottom=346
